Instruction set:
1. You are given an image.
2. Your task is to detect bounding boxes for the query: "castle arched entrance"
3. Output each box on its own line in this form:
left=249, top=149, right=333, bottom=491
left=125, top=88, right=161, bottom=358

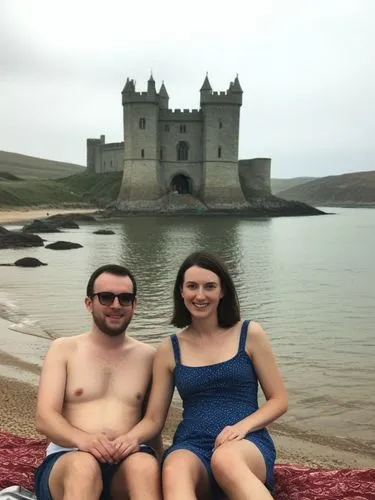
left=170, top=174, right=192, bottom=195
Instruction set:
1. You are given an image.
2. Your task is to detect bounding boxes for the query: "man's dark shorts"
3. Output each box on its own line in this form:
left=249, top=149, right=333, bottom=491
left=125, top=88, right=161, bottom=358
left=34, top=445, right=156, bottom=500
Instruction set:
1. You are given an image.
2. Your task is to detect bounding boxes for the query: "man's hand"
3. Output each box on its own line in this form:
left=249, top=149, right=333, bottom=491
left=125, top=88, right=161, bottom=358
left=111, top=434, right=140, bottom=462
left=77, top=432, right=117, bottom=463
left=213, top=424, right=247, bottom=450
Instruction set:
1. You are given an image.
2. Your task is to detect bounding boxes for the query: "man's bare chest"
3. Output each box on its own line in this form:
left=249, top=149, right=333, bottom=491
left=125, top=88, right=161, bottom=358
left=64, top=349, right=151, bottom=405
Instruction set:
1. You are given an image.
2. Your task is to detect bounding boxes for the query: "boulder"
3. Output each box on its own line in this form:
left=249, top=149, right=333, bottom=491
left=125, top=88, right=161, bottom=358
left=45, top=241, right=83, bottom=250
left=0, top=232, right=44, bottom=249
left=14, top=257, right=47, bottom=267
left=93, top=229, right=115, bottom=235
left=60, top=221, right=80, bottom=229
left=22, top=219, right=61, bottom=233
left=45, top=213, right=96, bottom=223
left=0, top=226, right=9, bottom=235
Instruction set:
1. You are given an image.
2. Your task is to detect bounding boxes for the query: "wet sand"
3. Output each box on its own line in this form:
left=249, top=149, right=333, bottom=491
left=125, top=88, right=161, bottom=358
left=0, top=207, right=97, bottom=225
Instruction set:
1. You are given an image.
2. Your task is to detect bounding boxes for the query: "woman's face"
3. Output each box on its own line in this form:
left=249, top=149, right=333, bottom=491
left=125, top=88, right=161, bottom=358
left=181, top=265, right=224, bottom=320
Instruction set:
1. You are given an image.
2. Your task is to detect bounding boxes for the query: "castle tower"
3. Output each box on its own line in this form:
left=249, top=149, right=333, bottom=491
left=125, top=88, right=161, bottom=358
left=118, top=76, right=161, bottom=208
left=200, top=75, right=248, bottom=209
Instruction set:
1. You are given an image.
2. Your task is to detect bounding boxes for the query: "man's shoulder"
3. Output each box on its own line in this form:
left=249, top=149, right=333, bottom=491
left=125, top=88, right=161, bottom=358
left=128, top=337, right=156, bottom=358
left=48, top=333, right=88, bottom=353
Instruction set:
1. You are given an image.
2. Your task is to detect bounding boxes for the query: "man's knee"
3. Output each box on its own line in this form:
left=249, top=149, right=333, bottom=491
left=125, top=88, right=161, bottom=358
left=48, top=452, right=102, bottom=499
left=121, top=451, right=160, bottom=479
left=51, top=451, right=101, bottom=486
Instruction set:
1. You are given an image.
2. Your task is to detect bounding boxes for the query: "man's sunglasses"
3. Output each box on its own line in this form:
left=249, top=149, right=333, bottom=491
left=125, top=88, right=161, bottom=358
left=92, top=292, right=135, bottom=307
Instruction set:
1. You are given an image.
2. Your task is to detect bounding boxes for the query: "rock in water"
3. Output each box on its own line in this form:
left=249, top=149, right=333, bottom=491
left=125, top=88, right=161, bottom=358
left=0, top=232, right=44, bottom=249
left=14, top=257, right=47, bottom=267
left=93, top=229, right=115, bottom=235
left=45, top=241, right=83, bottom=250
left=22, top=219, right=61, bottom=233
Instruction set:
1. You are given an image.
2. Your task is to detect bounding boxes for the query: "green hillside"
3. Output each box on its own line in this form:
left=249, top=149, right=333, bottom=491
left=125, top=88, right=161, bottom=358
left=0, top=150, right=85, bottom=180
left=0, top=172, right=122, bottom=208
left=277, top=171, right=375, bottom=206
left=271, top=177, right=316, bottom=194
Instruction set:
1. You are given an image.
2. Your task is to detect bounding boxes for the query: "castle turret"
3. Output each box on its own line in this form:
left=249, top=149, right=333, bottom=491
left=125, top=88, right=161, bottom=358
left=200, top=75, right=247, bottom=209
left=159, top=81, right=169, bottom=110
left=200, top=74, right=212, bottom=100
left=147, top=73, right=156, bottom=98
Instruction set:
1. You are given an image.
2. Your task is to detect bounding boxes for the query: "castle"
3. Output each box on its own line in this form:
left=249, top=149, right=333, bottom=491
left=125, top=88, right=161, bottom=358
left=86, top=75, right=272, bottom=211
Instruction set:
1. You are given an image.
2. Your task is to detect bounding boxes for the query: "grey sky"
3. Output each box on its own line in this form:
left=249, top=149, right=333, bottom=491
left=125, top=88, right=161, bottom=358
left=1, top=0, right=374, bottom=178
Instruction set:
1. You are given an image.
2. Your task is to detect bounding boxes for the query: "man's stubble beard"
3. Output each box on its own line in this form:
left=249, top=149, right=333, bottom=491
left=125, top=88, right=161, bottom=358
left=92, top=310, right=132, bottom=337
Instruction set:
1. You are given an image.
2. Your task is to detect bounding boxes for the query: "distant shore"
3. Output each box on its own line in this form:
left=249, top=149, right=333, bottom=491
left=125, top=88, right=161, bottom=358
left=0, top=207, right=98, bottom=225
left=0, top=312, right=374, bottom=470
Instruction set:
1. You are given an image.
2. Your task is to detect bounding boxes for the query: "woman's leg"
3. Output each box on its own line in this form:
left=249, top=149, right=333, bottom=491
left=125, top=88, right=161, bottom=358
left=211, top=441, right=273, bottom=500
left=163, top=449, right=212, bottom=500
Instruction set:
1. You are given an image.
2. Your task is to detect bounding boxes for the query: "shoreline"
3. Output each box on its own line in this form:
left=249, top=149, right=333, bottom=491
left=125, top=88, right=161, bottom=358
left=0, top=207, right=98, bottom=225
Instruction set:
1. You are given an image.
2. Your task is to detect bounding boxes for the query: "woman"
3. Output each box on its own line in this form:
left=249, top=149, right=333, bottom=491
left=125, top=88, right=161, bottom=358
left=122, top=251, right=288, bottom=499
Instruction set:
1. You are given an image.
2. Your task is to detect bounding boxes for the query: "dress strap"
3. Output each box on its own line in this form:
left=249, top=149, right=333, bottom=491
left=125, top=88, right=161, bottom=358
left=170, top=334, right=181, bottom=365
left=239, top=319, right=250, bottom=352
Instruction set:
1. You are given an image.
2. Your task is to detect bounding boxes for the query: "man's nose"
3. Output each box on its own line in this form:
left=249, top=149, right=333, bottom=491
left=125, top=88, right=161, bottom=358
left=111, top=296, right=121, bottom=307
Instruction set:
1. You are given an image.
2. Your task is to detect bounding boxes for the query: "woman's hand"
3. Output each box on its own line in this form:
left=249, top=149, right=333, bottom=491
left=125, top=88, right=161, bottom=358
left=214, top=424, right=247, bottom=449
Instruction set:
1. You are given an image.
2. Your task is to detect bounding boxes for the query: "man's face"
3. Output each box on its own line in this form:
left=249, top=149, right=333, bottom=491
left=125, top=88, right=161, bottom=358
left=85, top=272, right=136, bottom=337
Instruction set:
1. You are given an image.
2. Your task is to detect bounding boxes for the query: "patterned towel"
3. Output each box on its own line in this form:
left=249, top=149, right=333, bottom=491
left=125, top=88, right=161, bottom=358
left=0, top=432, right=374, bottom=499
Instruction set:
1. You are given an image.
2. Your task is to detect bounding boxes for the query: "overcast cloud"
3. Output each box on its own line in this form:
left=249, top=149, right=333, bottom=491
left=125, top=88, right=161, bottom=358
left=0, top=0, right=374, bottom=178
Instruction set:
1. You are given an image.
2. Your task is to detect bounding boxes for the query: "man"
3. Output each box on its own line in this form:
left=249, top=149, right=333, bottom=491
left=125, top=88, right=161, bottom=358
left=35, top=264, right=162, bottom=500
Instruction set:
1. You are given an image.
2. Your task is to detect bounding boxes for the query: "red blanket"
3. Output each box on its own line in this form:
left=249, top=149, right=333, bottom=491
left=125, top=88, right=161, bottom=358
left=0, top=432, right=374, bottom=499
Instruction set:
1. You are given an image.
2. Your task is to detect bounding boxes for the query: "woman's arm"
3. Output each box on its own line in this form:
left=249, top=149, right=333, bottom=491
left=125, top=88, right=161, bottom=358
left=214, top=321, right=288, bottom=448
left=112, top=338, right=175, bottom=460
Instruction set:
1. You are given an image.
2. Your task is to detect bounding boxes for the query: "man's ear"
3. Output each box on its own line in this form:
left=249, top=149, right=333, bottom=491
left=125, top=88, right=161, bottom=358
left=132, top=297, right=138, bottom=312
left=84, top=296, right=93, bottom=312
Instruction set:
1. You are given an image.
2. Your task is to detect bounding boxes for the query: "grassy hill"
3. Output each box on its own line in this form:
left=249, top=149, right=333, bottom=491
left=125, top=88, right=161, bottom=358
left=271, top=177, right=316, bottom=194
left=277, top=171, right=375, bottom=206
left=0, top=172, right=122, bottom=208
left=0, top=150, right=85, bottom=180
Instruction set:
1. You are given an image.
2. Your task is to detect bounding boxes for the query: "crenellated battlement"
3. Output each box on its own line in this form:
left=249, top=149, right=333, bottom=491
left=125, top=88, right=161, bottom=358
left=200, top=91, right=242, bottom=106
left=122, top=91, right=159, bottom=104
left=160, top=109, right=202, bottom=121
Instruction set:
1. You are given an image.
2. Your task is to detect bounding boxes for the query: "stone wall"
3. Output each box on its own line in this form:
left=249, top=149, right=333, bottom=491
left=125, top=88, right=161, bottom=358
left=238, top=158, right=272, bottom=199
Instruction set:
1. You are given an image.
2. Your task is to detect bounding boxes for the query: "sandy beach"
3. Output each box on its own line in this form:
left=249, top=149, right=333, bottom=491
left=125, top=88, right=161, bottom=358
left=0, top=312, right=374, bottom=469
left=0, top=207, right=98, bottom=225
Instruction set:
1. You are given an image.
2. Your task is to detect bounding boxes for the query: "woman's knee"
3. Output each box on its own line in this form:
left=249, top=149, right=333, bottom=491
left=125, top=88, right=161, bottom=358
left=163, top=450, right=209, bottom=496
left=211, top=445, right=238, bottom=480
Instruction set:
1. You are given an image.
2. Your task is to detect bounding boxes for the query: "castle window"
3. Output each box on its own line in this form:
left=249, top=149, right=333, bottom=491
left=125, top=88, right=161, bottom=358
left=160, top=147, right=164, bottom=160
left=218, top=146, right=222, bottom=158
left=139, top=118, right=146, bottom=129
left=165, top=124, right=170, bottom=132
left=141, top=149, right=145, bottom=158
left=179, top=124, right=187, bottom=133
left=177, top=141, right=189, bottom=161
left=219, top=120, right=223, bottom=129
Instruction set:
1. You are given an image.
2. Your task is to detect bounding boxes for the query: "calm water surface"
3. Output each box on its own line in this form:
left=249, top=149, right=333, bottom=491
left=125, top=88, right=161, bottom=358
left=0, top=208, right=374, bottom=454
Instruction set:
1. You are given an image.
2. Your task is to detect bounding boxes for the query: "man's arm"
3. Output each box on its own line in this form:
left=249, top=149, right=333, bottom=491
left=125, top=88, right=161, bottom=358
left=36, top=337, right=115, bottom=463
left=36, top=337, right=86, bottom=446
